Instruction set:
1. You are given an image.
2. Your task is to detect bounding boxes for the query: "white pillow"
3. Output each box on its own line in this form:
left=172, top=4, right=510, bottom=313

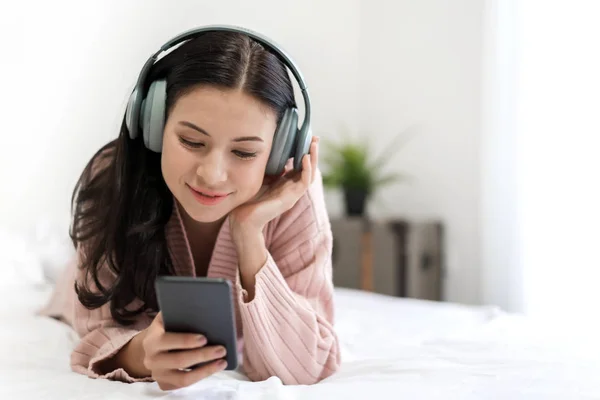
left=0, top=216, right=74, bottom=287
left=29, top=216, right=75, bottom=284
left=0, top=227, right=46, bottom=286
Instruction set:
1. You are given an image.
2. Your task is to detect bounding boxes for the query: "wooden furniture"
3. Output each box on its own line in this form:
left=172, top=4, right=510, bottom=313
left=330, top=217, right=444, bottom=301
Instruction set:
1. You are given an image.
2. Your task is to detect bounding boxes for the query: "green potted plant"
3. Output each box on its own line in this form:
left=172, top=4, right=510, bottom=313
left=321, top=130, right=409, bottom=217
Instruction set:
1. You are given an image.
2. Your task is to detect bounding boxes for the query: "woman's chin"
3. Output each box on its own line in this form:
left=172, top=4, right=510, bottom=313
left=185, top=206, right=231, bottom=224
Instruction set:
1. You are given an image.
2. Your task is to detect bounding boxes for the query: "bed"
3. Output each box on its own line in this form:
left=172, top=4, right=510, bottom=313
left=0, top=226, right=599, bottom=399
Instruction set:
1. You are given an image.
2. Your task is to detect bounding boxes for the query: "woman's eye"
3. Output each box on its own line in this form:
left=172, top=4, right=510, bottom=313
left=179, top=137, right=204, bottom=148
left=233, top=150, right=257, bottom=160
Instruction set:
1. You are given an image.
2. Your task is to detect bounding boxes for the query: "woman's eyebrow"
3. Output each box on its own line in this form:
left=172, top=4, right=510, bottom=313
left=178, top=121, right=209, bottom=136
left=178, top=120, right=264, bottom=142
left=232, top=136, right=264, bottom=143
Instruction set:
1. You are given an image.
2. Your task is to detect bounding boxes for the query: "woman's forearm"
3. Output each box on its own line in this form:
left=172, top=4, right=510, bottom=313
left=233, top=227, right=268, bottom=301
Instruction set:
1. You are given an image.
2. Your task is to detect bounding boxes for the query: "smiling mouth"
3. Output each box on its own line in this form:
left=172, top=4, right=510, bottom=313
left=187, top=184, right=231, bottom=205
left=195, top=191, right=221, bottom=198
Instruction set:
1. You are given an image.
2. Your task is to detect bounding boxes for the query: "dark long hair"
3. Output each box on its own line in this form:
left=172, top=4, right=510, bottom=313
left=72, top=31, right=296, bottom=325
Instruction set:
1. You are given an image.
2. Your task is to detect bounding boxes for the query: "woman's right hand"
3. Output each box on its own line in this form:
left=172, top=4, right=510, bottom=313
left=140, top=312, right=228, bottom=390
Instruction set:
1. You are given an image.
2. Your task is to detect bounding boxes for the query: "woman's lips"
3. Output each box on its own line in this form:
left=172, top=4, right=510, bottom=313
left=187, top=184, right=230, bottom=206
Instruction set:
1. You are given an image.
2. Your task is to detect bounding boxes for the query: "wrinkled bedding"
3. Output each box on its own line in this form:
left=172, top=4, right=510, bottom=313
left=0, top=284, right=598, bottom=399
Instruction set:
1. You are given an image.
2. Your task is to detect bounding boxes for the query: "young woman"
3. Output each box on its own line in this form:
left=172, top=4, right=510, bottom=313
left=41, top=26, right=340, bottom=390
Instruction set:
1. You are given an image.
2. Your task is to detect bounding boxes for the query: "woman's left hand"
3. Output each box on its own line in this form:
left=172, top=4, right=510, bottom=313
left=229, top=136, right=319, bottom=239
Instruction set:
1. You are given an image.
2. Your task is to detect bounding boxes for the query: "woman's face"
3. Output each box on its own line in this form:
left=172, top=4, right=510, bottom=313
left=161, top=85, right=277, bottom=224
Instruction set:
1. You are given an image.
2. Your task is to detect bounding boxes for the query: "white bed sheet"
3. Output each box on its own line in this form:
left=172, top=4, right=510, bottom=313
left=0, top=284, right=598, bottom=400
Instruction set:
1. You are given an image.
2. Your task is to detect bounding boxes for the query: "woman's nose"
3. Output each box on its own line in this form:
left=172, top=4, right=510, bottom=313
left=196, top=153, right=228, bottom=185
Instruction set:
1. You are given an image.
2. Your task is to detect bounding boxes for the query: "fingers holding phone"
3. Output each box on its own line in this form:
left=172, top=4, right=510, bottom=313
left=141, top=312, right=228, bottom=391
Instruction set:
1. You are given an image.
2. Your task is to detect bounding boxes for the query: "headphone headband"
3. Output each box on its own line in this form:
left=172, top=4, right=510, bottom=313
left=134, top=24, right=310, bottom=127
left=162, top=25, right=307, bottom=90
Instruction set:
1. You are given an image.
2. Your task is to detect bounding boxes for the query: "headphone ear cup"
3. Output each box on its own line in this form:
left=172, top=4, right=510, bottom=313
left=138, top=79, right=167, bottom=152
left=266, top=108, right=298, bottom=175
left=125, top=88, right=142, bottom=139
left=293, top=124, right=312, bottom=171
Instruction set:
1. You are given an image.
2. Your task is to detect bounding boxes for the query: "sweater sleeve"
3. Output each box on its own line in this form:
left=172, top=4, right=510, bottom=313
left=68, top=245, right=154, bottom=383
left=235, top=170, right=341, bottom=385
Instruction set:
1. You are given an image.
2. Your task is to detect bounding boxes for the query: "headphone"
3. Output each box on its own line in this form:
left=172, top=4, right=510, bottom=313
left=125, top=24, right=312, bottom=175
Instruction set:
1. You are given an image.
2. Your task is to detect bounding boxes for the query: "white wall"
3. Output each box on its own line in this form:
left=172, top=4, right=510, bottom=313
left=516, top=0, right=600, bottom=321
left=3, top=0, right=487, bottom=306
left=479, top=0, right=522, bottom=313
left=358, top=0, right=485, bottom=305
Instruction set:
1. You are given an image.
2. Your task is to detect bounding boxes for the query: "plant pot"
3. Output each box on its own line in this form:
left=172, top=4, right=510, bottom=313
left=343, top=188, right=368, bottom=216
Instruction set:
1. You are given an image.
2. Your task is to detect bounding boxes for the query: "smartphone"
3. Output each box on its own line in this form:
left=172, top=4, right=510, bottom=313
left=155, top=276, right=238, bottom=370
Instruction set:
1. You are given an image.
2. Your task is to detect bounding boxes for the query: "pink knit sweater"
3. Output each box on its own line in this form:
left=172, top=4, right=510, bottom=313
left=40, top=170, right=340, bottom=385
